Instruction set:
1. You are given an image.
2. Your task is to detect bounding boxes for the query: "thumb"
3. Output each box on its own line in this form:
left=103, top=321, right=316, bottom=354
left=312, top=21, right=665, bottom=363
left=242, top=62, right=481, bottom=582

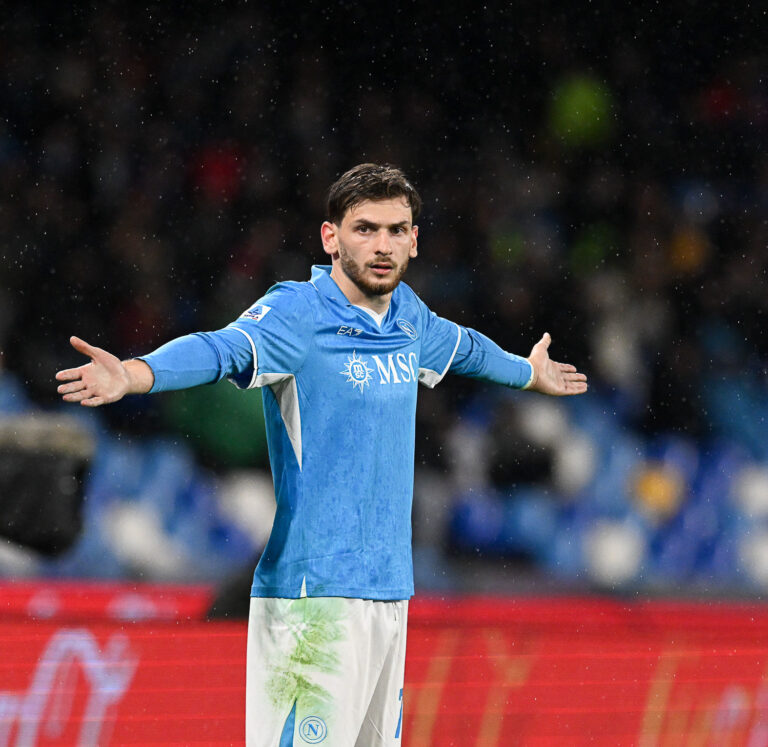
left=535, top=332, right=552, bottom=352
left=70, top=336, right=101, bottom=359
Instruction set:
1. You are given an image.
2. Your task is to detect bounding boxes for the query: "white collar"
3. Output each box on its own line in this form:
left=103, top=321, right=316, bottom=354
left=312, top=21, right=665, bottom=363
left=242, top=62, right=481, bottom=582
left=353, top=304, right=387, bottom=327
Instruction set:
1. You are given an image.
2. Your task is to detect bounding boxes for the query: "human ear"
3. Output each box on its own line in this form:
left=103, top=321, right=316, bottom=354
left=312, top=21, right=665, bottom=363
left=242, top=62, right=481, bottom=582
left=321, top=221, right=339, bottom=258
left=409, top=225, right=418, bottom=258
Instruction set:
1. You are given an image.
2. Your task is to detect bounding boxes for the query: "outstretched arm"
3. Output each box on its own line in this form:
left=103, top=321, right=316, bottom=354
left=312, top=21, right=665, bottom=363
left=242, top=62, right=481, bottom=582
left=56, top=327, right=256, bottom=405
left=445, top=324, right=587, bottom=396
left=525, top=332, right=587, bottom=396
left=56, top=336, right=154, bottom=407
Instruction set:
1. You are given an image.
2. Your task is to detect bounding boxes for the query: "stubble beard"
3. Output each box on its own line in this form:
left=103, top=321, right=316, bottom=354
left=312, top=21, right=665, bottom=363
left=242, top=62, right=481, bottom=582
left=337, top=241, right=410, bottom=297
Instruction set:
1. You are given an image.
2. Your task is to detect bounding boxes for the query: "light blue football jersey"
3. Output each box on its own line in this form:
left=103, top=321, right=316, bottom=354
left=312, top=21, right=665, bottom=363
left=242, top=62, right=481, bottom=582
left=228, top=265, right=461, bottom=600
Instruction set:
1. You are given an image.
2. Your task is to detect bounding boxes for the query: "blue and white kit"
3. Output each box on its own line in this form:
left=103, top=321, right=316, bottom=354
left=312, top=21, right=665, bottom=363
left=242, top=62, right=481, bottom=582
left=141, top=264, right=533, bottom=602
left=140, top=264, right=534, bottom=745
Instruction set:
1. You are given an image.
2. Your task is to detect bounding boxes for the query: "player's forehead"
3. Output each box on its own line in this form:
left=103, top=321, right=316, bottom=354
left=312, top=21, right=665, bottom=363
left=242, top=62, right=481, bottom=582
left=342, top=197, right=413, bottom=226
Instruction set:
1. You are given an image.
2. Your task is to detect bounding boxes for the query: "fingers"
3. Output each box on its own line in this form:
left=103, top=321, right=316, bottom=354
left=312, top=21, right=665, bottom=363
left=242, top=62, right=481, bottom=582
left=554, top=361, right=586, bottom=380
left=58, top=337, right=117, bottom=407
left=562, top=372, right=588, bottom=394
left=55, top=360, right=101, bottom=403
left=60, top=388, right=105, bottom=406
left=56, top=367, right=84, bottom=381
left=527, top=339, right=589, bottom=396
left=80, top=396, right=105, bottom=407
left=57, top=380, right=86, bottom=395
left=546, top=360, right=588, bottom=396
left=70, top=335, right=101, bottom=359
left=567, top=383, right=588, bottom=395
left=61, top=388, right=90, bottom=403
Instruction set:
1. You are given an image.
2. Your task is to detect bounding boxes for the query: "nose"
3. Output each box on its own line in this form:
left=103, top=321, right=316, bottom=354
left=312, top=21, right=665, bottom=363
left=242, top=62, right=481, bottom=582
left=374, top=229, right=392, bottom=255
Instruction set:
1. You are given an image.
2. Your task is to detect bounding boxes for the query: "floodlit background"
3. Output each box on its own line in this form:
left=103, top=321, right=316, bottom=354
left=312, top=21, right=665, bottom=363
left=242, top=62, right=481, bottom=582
left=1, top=1, right=766, bottom=602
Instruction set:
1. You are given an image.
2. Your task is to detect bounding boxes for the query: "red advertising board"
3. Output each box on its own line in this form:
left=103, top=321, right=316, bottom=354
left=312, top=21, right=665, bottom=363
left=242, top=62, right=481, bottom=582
left=0, top=622, right=244, bottom=746
left=1, top=585, right=768, bottom=745
left=0, top=581, right=213, bottom=623
left=404, top=598, right=768, bottom=745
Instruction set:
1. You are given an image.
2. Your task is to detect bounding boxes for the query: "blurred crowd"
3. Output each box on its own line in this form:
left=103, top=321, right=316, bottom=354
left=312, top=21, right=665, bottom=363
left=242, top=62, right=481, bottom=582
left=2, top=2, right=767, bottom=595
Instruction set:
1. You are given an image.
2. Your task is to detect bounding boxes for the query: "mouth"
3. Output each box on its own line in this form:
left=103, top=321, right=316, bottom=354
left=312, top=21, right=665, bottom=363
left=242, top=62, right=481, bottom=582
left=369, top=262, right=394, bottom=276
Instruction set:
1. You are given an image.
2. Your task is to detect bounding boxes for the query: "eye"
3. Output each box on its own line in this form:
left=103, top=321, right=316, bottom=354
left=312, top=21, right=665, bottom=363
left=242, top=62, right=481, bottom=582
left=356, top=225, right=370, bottom=234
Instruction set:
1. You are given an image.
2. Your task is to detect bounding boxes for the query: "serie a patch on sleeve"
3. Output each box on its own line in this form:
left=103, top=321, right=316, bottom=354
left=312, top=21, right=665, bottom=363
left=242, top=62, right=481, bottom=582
left=240, top=304, right=272, bottom=322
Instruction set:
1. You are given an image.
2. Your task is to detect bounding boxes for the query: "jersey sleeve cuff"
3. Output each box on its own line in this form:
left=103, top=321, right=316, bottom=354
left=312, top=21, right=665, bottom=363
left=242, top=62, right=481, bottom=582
left=520, top=360, right=536, bottom=390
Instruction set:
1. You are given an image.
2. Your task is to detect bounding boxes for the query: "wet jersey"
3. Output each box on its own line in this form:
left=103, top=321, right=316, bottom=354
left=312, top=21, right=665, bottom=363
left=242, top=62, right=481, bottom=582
left=229, top=265, right=462, bottom=600
left=140, top=264, right=534, bottom=600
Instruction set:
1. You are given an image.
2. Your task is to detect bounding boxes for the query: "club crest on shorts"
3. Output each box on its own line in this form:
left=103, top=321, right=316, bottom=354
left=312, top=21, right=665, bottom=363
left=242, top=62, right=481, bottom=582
left=240, top=304, right=272, bottom=322
left=299, top=716, right=327, bottom=743
left=340, top=351, right=373, bottom=392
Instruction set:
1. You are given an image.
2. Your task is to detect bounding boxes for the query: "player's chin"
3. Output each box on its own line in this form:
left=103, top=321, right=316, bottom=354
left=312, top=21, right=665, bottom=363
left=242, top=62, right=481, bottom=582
left=373, top=278, right=400, bottom=294
left=360, top=275, right=393, bottom=295
left=366, top=265, right=406, bottom=294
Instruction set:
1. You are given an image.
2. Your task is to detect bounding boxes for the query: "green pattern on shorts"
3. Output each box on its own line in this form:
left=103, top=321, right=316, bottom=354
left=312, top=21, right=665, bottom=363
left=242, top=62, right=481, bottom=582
left=266, top=597, right=346, bottom=722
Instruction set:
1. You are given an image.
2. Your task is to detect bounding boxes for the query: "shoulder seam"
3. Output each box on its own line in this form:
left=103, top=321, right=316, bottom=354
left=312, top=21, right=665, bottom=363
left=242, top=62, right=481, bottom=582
left=294, top=281, right=317, bottom=376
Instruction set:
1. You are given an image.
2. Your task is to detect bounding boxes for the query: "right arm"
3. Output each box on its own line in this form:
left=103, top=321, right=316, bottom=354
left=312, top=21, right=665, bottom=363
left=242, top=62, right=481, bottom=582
left=55, top=328, right=253, bottom=407
left=56, top=336, right=156, bottom=407
left=57, top=285, right=313, bottom=407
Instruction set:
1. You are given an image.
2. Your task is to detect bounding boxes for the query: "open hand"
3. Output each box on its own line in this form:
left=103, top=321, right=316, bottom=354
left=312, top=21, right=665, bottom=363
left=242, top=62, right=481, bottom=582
left=526, top=333, right=588, bottom=396
left=56, top=336, right=132, bottom=407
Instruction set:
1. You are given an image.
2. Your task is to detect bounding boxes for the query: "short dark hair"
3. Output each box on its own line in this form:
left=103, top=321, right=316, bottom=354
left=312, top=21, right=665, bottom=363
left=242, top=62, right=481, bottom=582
left=326, top=163, right=422, bottom=224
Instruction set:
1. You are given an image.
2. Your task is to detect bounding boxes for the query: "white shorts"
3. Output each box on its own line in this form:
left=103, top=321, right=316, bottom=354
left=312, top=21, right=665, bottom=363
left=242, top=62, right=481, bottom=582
left=246, top=597, right=408, bottom=747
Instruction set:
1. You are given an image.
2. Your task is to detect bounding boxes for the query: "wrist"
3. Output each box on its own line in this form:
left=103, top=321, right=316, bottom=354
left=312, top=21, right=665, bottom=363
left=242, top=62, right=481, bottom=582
left=522, top=359, right=538, bottom=390
left=123, top=359, right=155, bottom=395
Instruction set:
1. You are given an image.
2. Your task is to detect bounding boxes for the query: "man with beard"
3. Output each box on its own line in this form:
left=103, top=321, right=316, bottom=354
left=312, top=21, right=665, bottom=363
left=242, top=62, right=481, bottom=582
left=56, top=163, right=587, bottom=746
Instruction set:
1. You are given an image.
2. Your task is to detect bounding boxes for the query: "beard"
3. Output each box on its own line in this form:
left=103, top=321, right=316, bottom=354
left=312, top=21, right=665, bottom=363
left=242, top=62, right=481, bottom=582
left=337, top=241, right=410, bottom=297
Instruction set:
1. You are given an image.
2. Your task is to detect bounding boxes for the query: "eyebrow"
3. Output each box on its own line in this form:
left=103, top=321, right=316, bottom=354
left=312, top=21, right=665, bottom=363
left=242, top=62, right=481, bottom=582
left=352, top=219, right=411, bottom=230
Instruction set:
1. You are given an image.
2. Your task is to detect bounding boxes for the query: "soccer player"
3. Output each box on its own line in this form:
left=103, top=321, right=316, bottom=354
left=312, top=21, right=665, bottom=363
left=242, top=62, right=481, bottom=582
left=56, top=163, right=587, bottom=746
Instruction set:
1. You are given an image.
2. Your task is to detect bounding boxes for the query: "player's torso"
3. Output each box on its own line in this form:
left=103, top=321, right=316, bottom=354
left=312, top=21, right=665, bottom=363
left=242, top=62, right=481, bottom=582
left=297, top=300, right=421, bottom=418
left=254, top=284, right=423, bottom=598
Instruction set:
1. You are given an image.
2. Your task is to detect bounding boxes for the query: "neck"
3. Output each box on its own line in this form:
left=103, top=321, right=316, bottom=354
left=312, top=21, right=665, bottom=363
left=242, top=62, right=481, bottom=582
left=330, top=264, right=392, bottom=314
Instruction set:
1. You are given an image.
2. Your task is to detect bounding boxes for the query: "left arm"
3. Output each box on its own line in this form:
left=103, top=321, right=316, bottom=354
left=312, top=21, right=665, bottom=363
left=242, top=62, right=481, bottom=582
left=415, top=293, right=587, bottom=396
left=522, top=332, right=588, bottom=396
left=451, top=327, right=588, bottom=396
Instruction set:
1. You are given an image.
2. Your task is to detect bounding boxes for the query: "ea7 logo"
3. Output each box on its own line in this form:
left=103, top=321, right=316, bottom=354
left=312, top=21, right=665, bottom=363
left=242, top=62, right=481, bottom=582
left=337, top=325, right=362, bottom=336
left=371, top=353, right=419, bottom=384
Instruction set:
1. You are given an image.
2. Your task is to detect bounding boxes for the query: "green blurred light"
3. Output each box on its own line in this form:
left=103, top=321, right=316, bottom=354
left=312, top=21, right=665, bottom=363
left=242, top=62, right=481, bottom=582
left=549, top=74, right=614, bottom=147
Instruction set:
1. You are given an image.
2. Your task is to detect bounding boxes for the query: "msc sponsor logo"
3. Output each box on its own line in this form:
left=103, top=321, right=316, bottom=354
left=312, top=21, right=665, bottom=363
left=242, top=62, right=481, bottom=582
left=341, top=351, right=420, bottom=390
left=371, top=353, right=418, bottom=384
left=240, top=304, right=272, bottom=322
left=299, top=715, right=327, bottom=743
left=396, top=319, right=418, bottom=340
left=340, top=351, right=373, bottom=392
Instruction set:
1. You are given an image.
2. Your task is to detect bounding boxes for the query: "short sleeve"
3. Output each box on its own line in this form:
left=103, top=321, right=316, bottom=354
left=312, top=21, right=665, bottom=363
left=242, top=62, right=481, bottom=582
left=417, top=303, right=462, bottom=389
left=226, top=284, right=314, bottom=389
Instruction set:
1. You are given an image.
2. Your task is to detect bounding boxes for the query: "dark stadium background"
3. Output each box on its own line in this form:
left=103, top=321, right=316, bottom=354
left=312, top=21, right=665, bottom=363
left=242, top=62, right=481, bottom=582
left=1, top=0, right=766, bottom=600
left=2, top=3, right=768, bottom=744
